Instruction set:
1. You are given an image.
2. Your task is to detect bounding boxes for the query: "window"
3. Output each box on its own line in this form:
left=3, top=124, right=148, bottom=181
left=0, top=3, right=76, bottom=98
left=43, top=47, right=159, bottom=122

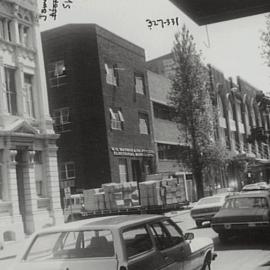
left=4, top=67, right=17, bottom=115
left=0, top=18, right=4, bottom=39
left=18, top=24, right=31, bottom=46
left=105, top=63, right=118, bottom=86
left=53, top=107, right=71, bottom=133
left=149, top=220, right=183, bottom=250
left=135, top=74, right=145, bottom=95
left=122, top=226, right=153, bottom=258
left=109, top=108, right=124, bottom=130
left=153, top=103, right=176, bottom=120
left=139, top=113, right=150, bottom=135
left=119, top=158, right=128, bottom=182
left=60, top=162, right=75, bottom=182
left=0, top=165, right=3, bottom=200
left=7, top=20, right=12, bottom=42
left=34, top=151, right=43, bottom=197
left=157, top=143, right=182, bottom=160
left=48, top=60, right=67, bottom=88
left=24, top=230, right=114, bottom=261
left=23, top=74, right=35, bottom=117
left=235, top=100, right=243, bottom=123
left=224, top=197, right=268, bottom=209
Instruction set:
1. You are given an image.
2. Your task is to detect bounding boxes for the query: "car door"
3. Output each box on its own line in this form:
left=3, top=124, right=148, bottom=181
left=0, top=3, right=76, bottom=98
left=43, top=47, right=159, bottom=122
left=122, top=224, right=172, bottom=270
left=148, top=219, right=192, bottom=270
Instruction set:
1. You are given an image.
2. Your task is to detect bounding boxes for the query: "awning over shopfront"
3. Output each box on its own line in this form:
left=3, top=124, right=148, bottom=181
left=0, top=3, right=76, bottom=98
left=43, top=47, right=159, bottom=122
left=169, top=0, right=270, bottom=25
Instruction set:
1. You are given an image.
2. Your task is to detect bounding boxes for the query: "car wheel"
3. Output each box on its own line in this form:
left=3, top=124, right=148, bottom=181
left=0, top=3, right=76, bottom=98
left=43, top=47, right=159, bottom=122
left=201, top=254, right=211, bottom=270
left=219, top=232, right=229, bottom=243
left=196, top=221, right=203, bottom=228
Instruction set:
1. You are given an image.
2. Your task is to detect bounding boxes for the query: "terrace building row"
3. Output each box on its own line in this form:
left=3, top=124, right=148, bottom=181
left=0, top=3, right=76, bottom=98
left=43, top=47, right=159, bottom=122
left=0, top=0, right=63, bottom=243
left=148, top=54, right=270, bottom=193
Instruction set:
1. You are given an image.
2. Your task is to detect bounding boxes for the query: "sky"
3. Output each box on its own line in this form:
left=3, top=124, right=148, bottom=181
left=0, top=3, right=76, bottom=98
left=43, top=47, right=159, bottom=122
left=39, top=0, right=270, bottom=92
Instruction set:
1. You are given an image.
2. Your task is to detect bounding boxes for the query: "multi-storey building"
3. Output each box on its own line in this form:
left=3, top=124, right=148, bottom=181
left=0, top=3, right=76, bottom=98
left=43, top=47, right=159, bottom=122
left=209, top=65, right=270, bottom=188
left=41, top=24, right=156, bottom=193
left=147, top=70, right=195, bottom=201
left=0, top=0, right=63, bottom=242
left=148, top=54, right=270, bottom=192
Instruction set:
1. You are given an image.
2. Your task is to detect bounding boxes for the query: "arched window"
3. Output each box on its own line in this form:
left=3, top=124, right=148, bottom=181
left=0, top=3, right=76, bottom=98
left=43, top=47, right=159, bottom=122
left=217, top=95, right=225, bottom=118
left=228, top=99, right=234, bottom=120
left=250, top=104, right=256, bottom=127
left=235, top=100, right=243, bottom=123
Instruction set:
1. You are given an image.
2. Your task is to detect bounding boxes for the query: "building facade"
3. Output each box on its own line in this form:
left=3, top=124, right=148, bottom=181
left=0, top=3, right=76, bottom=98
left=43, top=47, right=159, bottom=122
left=0, top=0, right=63, bottom=242
left=41, top=24, right=156, bottom=193
left=148, top=54, right=270, bottom=192
left=210, top=65, right=270, bottom=189
left=147, top=70, right=195, bottom=201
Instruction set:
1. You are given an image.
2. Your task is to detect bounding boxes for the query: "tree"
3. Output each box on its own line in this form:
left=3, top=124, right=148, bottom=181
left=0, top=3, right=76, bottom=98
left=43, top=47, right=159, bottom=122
left=169, top=25, right=229, bottom=199
left=261, top=14, right=270, bottom=66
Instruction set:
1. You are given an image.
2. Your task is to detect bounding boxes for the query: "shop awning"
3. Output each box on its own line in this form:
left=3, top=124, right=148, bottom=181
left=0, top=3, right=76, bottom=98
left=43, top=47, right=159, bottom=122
left=169, top=0, right=270, bottom=25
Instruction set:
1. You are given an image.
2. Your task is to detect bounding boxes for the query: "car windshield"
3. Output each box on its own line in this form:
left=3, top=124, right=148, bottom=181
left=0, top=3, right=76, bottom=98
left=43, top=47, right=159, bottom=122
left=23, top=230, right=114, bottom=261
left=197, top=197, right=223, bottom=205
left=223, top=197, right=268, bottom=209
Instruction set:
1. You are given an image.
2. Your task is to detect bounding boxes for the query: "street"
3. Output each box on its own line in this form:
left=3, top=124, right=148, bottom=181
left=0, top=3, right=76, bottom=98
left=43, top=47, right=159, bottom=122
left=1, top=210, right=270, bottom=270
left=169, top=211, right=270, bottom=270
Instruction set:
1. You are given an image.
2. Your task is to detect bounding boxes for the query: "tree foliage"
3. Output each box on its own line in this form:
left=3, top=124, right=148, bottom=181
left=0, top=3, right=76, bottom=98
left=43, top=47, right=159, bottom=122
left=261, top=14, right=270, bottom=66
left=169, top=25, right=229, bottom=198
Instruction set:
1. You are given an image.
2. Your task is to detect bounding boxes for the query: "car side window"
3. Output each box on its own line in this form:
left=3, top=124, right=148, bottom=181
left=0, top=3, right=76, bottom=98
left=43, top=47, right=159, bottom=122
left=149, top=222, right=171, bottom=250
left=149, top=220, right=184, bottom=250
left=162, top=220, right=184, bottom=246
left=122, top=225, right=153, bottom=258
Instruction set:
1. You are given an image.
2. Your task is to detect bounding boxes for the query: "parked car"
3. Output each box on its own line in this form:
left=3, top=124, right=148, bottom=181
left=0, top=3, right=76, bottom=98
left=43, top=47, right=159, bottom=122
left=211, top=191, right=270, bottom=243
left=9, top=215, right=216, bottom=270
left=190, top=193, right=231, bottom=228
left=241, top=182, right=270, bottom=192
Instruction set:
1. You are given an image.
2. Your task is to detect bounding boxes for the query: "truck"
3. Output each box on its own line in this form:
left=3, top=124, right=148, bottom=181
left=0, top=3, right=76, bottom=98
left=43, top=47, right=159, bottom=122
left=64, top=175, right=189, bottom=222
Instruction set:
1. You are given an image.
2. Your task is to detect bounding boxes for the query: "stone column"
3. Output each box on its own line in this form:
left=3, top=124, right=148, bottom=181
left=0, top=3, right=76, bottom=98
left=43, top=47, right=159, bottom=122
left=44, top=143, right=63, bottom=225
left=23, top=150, right=40, bottom=234
left=7, top=149, right=24, bottom=240
left=31, top=20, right=54, bottom=134
left=8, top=150, right=20, bottom=216
left=0, top=57, right=5, bottom=128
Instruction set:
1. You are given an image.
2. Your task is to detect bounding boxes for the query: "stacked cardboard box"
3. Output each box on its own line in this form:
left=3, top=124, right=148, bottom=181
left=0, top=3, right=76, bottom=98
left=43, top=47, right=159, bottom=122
left=176, top=178, right=186, bottom=203
left=139, top=181, right=163, bottom=206
left=83, top=188, right=104, bottom=211
left=102, top=183, right=123, bottom=209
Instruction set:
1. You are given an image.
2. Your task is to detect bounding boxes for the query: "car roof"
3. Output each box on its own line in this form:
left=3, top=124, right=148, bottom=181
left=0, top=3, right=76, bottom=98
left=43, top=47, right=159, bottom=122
left=39, top=215, right=164, bottom=233
left=228, top=191, right=270, bottom=198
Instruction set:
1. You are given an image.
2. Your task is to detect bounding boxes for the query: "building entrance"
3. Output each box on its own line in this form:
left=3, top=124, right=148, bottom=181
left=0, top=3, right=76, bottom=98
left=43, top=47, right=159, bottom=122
left=131, top=160, right=142, bottom=182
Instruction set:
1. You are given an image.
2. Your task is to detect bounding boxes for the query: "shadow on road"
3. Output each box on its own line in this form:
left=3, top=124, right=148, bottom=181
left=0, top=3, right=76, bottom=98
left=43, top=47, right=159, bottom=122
left=213, top=233, right=270, bottom=252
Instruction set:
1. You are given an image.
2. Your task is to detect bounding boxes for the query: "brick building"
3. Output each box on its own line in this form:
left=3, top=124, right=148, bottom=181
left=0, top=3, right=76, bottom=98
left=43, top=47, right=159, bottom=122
left=41, top=24, right=156, bottom=193
left=0, top=0, right=63, bottom=242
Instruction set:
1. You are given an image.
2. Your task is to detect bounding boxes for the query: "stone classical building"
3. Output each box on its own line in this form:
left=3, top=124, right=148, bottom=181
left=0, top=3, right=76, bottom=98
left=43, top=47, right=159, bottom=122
left=0, top=0, right=63, bottom=242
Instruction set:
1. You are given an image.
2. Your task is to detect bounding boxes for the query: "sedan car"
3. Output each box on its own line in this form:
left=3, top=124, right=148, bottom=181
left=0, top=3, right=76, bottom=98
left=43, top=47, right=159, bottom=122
left=190, top=193, right=230, bottom=227
left=241, top=182, right=270, bottom=192
left=9, top=215, right=216, bottom=270
left=211, top=191, right=270, bottom=243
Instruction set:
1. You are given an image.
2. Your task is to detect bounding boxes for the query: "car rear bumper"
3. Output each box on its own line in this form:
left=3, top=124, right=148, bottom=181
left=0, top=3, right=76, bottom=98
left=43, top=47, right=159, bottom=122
left=191, top=213, right=216, bottom=222
left=212, top=221, right=270, bottom=233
